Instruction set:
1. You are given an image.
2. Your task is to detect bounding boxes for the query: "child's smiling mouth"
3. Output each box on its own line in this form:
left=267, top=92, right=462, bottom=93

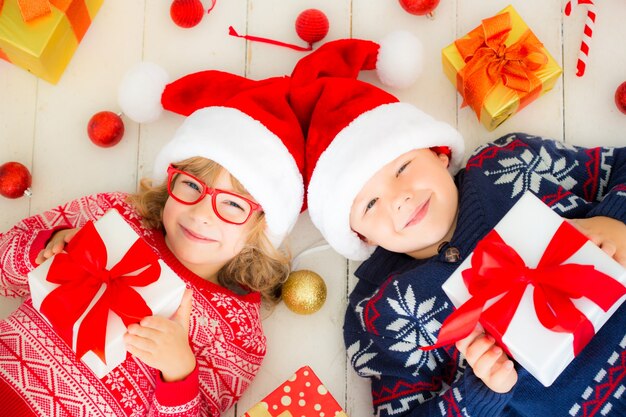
left=181, top=225, right=216, bottom=243
left=404, top=197, right=430, bottom=229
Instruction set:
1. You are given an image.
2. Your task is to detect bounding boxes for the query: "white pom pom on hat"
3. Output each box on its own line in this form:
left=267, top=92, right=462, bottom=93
left=376, top=30, right=424, bottom=89
left=118, top=62, right=169, bottom=123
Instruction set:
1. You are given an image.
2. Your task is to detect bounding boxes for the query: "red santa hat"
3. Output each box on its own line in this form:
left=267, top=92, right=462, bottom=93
left=118, top=67, right=305, bottom=248
left=289, top=34, right=465, bottom=260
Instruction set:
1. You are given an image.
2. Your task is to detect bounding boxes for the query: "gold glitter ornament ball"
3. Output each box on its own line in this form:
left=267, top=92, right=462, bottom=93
left=282, top=270, right=327, bottom=314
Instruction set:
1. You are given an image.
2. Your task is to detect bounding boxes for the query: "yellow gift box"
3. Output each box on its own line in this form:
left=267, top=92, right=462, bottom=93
left=0, top=0, right=104, bottom=84
left=442, top=5, right=562, bottom=131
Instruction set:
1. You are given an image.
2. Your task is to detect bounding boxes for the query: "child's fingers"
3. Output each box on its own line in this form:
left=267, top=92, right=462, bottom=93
left=35, top=250, right=46, bottom=265
left=126, top=322, right=162, bottom=342
left=488, top=360, right=517, bottom=393
left=139, top=316, right=173, bottom=332
left=471, top=345, right=503, bottom=379
left=125, top=342, right=153, bottom=362
left=599, top=240, right=617, bottom=257
left=64, top=229, right=78, bottom=242
left=171, top=289, right=193, bottom=332
left=50, top=240, right=66, bottom=255
left=463, top=333, right=496, bottom=366
left=455, top=324, right=485, bottom=354
left=124, top=331, right=158, bottom=353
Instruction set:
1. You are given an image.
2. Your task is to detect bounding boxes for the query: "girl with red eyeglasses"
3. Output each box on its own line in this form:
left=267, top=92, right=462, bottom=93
left=0, top=70, right=305, bottom=417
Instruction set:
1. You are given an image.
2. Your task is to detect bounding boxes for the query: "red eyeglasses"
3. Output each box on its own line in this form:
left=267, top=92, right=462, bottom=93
left=167, top=165, right=262, bottom=225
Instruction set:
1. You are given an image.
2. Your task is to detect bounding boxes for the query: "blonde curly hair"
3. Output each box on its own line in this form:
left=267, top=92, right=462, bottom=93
left=127, top=157, right=290, bottom=304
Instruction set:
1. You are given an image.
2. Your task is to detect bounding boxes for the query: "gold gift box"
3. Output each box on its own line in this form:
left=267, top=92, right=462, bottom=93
left=0, top=0, right=104, bottom=84
left=442, top=5, right=562, bottom=131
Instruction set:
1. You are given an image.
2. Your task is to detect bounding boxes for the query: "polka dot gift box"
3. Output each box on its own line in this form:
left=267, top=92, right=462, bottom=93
left=242, top=366, right=348, bottom=417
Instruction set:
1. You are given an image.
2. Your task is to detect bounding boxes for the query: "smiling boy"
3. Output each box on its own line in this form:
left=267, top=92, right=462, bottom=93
left=289, top=38, right=626, bottom=416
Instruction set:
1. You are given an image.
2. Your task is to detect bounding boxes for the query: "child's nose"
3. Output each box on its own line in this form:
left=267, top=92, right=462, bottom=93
left=394, top=192, right=412, bottom=211
left=191, top=196, right=219, bottom=223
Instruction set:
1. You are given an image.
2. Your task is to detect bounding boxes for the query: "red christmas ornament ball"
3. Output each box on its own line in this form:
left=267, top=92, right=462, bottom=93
left=615, top=81, right=626, bottom=115
left=398, top=0, right=441, bottom=16
left=296, top=9, right=329, bottom=45
left=170, top=0, right=204, bottom=28
left=0, top=162, right=32, bottom=199
left=87, top=111, right=125, bottom=148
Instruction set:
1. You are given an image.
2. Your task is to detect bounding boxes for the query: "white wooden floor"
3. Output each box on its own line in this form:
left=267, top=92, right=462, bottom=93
left=2, top=1, right=626, bottom=416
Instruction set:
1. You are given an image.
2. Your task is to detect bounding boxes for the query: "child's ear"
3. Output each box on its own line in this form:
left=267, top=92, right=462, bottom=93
left=354, top=230, right=373, bottom=245
left=437, top=152, right=450, bottom=168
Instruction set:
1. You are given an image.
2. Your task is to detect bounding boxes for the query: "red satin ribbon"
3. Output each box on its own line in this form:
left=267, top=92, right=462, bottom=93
left=40, top=220, right=161, bottom=364
left=424, top=221, right=626, bottom=356
left=454, top=11, right=548, bottom=119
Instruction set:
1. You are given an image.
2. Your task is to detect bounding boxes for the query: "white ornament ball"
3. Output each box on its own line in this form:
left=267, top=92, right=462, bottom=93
left=118, top=62, right=169, bottom=124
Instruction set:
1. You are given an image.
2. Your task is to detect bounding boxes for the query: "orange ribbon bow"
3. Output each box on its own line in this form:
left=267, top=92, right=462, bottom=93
left=454, top=11, right=548, bottom=119
left=423, top=221, right=626, bottom=356
left=40, top=220, right=161, bottom=364
left=0, top=0, right=92, bottom=41
left=0, top=0, right=52, bottom=22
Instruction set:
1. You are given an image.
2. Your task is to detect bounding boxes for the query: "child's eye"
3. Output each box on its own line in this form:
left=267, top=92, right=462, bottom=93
left=223, top=200, right=245, bottom=212
left=365, top=198, right=378, bottom=214
left=396, top=161, right=411, bottom=177
left=182, top=180, right=202, bottom=193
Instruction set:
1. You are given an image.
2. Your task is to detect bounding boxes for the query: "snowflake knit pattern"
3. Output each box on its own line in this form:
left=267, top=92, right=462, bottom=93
left=0, top=192, right=266, bottom=417
left=344, top=133, right=626, bottom=417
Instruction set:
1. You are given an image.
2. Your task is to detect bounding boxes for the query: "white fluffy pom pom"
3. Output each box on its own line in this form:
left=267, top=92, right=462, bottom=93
left=118, top=62, right=169, bottom=124
left=376, top=31, right=424, bottom=89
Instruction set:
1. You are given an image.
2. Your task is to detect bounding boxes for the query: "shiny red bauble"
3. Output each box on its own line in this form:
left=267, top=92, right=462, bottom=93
left=87, top=111, right=125, bottom=148
left=398, top=0, right=440, bottom=16
left=295, top=9, right=329, bottom=45
left=170, top=0, right=204, bottom=28
left=615, top=81, right=626, bottom=115
left=0, top=161, right=32, bottom=199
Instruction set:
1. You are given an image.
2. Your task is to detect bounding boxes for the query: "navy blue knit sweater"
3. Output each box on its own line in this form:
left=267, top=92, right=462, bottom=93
left=344, top=133, right=626, bottom=417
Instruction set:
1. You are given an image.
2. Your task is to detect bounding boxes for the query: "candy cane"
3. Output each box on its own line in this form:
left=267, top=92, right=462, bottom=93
left=564, top=0, right=596, bottom=77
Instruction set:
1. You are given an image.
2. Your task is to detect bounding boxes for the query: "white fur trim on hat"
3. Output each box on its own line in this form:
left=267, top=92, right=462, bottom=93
left=153, top=107, right=304, bottom=247
left=307, top=102, right=464, bottom=260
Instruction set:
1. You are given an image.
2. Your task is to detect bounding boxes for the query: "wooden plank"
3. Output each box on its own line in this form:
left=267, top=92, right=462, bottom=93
left=0, top=63, right=36, bottom=231
left=352, top=0, right=458, bottom=128
left=27, top=0, right=145, bottom=216
left=235, top=1, right=352, bottom=415
left=244, top=0, right=351, bottom=80
left=138, top=0, right=248, bottom=185
left=562, top=2, right=626, bottom=147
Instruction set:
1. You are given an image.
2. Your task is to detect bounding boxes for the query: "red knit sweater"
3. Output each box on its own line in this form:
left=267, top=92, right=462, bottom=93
left=0, top=192, right=266, bottom=417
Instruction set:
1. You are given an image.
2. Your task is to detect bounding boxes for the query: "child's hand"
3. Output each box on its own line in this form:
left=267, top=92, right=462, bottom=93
left=35, top=228, right=79, bottom=264
left=455, top=324, right=517, bottom=393
left=125, top=289, right=196, bottom=382
left=570, top=216, right=626, bottom=266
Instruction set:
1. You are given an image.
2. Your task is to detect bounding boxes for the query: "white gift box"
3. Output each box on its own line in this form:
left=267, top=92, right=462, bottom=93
left=442, top=192, right=626, bottom=386
left=28, top=209, right=186, bottom=379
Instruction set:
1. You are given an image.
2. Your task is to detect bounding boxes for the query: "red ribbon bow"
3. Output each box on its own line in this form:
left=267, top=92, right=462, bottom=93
left=40, top=220, right=161, bottom=364
left=454, top=11, right=548, bottom=119
left=424, top=221, right=626, bottom=356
